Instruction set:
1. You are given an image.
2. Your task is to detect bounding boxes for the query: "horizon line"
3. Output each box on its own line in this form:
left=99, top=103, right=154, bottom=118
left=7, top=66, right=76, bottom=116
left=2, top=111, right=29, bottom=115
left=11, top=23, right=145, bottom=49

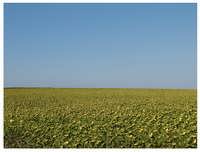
left=4, top=87, right=197, bottom=90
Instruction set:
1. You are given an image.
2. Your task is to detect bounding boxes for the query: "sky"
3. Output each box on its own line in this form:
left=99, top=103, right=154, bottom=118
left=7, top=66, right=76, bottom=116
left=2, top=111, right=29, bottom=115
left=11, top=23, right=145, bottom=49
left=4, top=3, right=197, bottom=88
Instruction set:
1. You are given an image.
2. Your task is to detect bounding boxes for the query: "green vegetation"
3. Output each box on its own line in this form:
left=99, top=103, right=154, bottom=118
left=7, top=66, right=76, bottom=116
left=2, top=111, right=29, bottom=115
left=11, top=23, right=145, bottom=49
left=4, top=88, right=197, bottom=148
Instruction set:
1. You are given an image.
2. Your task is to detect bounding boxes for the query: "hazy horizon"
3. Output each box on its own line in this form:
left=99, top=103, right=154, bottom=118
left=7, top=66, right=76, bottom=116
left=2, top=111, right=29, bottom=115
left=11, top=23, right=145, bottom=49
left=4, top=4, right=197, bottom=89
left=4, top=86, right=197, bottom=90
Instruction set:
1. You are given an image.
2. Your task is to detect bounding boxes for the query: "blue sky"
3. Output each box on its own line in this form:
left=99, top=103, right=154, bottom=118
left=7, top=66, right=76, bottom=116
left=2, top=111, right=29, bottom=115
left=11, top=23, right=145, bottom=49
left=4, top=3, right=197, bottom=88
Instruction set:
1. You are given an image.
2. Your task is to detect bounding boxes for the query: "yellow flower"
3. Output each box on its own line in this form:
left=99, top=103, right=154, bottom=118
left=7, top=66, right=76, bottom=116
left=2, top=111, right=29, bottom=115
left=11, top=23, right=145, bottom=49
left=149, top=133, right=153, bottom=138
left=64, top=141, right=69, bottom=145
left=139, top=128, right=143, bottom=132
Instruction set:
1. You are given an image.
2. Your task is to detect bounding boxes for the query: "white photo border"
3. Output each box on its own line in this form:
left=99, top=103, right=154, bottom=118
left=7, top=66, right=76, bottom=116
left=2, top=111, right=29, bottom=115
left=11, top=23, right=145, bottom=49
left=0, top=0, right=199, bottom=152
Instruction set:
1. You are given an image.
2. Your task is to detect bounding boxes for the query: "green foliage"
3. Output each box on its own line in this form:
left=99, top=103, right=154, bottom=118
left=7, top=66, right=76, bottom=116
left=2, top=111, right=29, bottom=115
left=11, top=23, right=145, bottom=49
left=4, top=88, right=197, bottom=148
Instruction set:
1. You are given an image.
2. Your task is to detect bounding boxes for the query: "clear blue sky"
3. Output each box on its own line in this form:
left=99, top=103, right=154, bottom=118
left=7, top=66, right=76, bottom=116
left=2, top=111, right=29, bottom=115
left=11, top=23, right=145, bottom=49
left=4, top=3, right=197, bottom=88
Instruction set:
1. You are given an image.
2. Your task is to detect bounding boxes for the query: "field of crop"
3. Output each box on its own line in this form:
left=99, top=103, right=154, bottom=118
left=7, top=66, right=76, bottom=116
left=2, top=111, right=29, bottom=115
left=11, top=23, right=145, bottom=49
left=4, top=88, right=197, bottom=148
